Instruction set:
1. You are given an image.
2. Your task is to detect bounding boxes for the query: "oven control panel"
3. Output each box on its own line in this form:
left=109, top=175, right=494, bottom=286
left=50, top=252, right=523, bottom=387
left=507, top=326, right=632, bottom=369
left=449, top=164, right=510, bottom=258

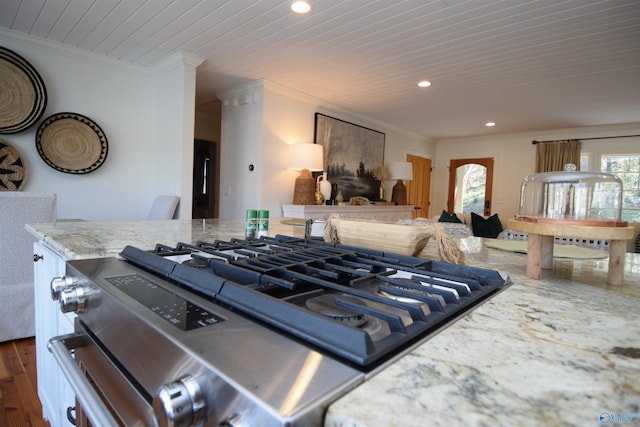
left=105, top=274, right=223, bottom=331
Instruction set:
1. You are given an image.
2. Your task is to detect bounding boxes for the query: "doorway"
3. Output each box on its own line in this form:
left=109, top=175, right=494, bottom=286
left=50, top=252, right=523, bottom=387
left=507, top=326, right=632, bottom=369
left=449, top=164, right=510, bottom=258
left=447, top=158, right=494, bottom=216
left=406, top=154, right=432, bottom=218
left=192, top=139, right=218, bottom=219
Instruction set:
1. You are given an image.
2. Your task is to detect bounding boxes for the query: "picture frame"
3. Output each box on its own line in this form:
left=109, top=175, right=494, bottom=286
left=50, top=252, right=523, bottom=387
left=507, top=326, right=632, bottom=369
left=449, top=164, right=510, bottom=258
left=314, top=113, right=385, bottom=200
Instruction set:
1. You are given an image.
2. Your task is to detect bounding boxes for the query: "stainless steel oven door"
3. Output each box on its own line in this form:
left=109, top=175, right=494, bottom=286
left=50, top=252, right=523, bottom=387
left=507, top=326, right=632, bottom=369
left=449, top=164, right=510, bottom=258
left=49, top=327, right=157, bottom=427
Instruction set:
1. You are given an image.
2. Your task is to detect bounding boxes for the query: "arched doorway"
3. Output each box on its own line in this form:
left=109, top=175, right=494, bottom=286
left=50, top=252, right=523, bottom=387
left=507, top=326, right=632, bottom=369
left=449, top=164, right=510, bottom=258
left=447, top=158, right=494, bottom=216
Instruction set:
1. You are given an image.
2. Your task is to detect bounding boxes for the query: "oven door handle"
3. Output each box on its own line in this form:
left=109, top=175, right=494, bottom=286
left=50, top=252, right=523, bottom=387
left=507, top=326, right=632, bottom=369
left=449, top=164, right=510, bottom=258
left=48, top=332, right=120, bottom=427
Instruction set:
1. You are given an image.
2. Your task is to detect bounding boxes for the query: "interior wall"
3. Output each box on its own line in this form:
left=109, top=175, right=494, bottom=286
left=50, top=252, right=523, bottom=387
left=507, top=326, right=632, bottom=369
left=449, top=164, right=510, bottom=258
left=432, top=123, right=640, bottom=220
left=218, top=82, right=265, bottom=218
left=217, top=80, right=435, bottom=219
left=195, top=101, right=222, bottom=142
left=151, top=52, right=202, bottom=219
left=0, top=29, right=196, bottom=221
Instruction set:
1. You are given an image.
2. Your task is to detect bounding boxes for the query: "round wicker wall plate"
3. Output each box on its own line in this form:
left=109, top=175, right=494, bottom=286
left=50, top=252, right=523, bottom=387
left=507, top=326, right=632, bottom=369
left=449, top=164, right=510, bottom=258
left=0, top=46, right=47, bottom=134
left=0, top=139, right=27, bottom=191
left=36, top=112, right=108, bottom=174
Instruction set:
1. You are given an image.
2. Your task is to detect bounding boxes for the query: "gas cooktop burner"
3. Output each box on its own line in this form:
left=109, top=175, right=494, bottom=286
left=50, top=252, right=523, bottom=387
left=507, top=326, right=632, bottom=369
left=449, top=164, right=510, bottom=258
left=306, top=294, right=369, bottom=327
left=117, top=234, right=511, bottom=367
left=181, top=258, right=209, bottom=268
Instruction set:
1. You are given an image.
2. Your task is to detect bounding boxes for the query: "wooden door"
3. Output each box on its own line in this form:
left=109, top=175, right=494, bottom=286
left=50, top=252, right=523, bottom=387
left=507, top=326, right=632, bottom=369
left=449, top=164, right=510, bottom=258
left=447, top=158, right=494, bottom=216
left=406, top=154, right=431, bottom=219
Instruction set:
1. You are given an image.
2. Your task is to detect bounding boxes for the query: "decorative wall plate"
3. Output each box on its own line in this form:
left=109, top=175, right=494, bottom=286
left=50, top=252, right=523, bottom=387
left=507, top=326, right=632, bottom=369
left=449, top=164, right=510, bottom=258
left=36, top=112, right=108, bottom=174
left=0, top=139, right=27, bottom=191
left=0, top=46, right=47, bottom=134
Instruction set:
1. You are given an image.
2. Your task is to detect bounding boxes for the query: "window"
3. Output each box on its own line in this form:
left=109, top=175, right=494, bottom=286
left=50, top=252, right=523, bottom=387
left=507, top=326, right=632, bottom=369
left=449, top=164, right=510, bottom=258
left=600, top=154, right=640, bottom=222
left=580, top=153, right=590, bottom=171
left=455, top=163, right=487, bottom=214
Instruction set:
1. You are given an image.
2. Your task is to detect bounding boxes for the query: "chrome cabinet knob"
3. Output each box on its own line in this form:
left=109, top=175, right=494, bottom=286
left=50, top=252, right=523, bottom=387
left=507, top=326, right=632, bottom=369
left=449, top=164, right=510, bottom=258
left=59, top=285, right=88, bottom=313
left=51, top=276, right=75, bottom=301
left=154, top=375, right=205, bottom=427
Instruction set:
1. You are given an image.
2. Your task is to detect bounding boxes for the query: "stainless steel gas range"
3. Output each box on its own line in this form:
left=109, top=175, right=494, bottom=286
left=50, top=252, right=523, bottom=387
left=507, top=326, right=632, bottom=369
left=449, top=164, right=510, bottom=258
left=48, top=235, right=510, bottom=426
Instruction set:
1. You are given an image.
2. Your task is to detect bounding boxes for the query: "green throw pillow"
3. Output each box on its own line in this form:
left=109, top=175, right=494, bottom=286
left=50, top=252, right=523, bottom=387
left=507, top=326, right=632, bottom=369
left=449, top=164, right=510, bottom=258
left=471, top=212, right=503, bottom=238
left=438, top=210, right=462, bottom=223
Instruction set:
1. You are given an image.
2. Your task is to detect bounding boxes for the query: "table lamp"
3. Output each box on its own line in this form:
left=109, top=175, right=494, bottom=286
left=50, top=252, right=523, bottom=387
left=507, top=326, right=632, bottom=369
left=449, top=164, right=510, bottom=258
left=289, top=143, right=324, bottom=205
left=387, top=161, right=413, bottom=205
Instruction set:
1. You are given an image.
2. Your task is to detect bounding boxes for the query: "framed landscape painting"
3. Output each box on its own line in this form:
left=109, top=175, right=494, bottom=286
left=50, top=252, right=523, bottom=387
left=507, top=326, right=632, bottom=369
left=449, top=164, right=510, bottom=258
left=314, top=113, right=385, bottom=200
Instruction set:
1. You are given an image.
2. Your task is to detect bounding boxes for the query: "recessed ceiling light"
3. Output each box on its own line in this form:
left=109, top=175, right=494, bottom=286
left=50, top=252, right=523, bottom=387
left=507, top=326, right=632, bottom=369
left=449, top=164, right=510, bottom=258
left=417, top=80, right=431, bottom=88
left=291, top=1, right=311, bottom=13
left=485, top=122, right=496, bottom=127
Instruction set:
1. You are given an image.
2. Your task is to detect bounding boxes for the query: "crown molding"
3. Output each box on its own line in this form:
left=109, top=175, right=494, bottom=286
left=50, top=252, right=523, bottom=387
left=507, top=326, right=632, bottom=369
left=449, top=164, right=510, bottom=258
left=149, top=51, right=204, bottom=75
left=218, top=80, right=263, bottom=108
left=0, top=28, right=150, bottom=76
left=437, top=122, right=640, bottom=144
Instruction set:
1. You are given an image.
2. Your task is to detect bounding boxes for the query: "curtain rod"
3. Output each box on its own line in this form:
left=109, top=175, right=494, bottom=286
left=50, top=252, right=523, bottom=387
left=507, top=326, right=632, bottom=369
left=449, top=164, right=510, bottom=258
left=531, top=134, right=640, bottom=144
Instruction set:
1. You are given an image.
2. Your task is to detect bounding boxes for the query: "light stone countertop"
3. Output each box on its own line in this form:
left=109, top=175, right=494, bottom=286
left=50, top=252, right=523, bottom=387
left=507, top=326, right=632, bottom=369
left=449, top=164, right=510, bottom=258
left=27, top=218, right=306, bottom=260
left=26, top=218, right=640, bottom=427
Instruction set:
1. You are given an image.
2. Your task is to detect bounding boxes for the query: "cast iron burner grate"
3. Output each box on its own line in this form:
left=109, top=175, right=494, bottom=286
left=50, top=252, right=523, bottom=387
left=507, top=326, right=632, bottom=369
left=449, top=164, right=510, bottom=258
left=120, top=235, right=510, bottom=368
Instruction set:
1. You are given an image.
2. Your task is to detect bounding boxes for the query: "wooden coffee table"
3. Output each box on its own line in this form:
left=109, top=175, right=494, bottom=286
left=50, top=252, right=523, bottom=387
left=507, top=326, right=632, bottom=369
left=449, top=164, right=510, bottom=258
left=508, top=218, right=634, bottom=285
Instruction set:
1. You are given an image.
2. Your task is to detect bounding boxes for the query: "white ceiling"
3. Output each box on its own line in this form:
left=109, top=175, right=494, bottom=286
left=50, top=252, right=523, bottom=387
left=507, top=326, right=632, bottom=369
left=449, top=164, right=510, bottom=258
left=1, top=0, right=639, bottom=139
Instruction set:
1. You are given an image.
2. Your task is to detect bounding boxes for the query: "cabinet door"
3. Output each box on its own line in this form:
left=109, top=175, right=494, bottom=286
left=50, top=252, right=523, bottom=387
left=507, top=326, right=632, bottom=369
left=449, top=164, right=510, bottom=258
left=33, top=242, right=76, bottom=427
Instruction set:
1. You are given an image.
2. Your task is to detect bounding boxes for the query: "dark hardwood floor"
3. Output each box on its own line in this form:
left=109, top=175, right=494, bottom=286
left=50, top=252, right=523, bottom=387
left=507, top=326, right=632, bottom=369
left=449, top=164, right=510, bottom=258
left=0, top=337, right=50, bottom=427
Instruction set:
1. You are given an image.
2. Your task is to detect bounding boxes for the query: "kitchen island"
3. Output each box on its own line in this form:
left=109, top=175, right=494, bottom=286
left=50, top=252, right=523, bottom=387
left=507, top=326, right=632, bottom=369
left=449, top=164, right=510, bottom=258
left=27, top=218, right=640, bottom=427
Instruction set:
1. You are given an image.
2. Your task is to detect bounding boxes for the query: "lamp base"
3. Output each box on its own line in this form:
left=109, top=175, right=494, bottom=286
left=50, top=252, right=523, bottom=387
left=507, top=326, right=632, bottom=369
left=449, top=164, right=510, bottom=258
left=293, top=169, right=316, bottom=205
left=391, top=180, right=407, bottom=205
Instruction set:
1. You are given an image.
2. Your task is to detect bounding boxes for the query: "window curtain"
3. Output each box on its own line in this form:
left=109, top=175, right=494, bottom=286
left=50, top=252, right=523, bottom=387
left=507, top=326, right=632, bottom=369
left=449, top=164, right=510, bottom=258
left=535, top=139, right=581, bottom=172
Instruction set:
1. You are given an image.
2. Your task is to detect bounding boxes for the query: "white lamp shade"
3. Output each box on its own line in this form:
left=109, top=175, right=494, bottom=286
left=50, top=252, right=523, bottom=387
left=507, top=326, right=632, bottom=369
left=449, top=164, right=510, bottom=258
left=387, top=161, right=413, bottom=180
left=288, top=143, right=324, bottom=171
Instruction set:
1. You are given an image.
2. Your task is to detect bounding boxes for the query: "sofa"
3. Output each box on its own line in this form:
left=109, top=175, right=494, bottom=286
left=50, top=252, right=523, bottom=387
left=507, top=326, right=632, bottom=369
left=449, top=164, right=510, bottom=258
left=0, top=192, right=57, bottom=341
left=454, top=212, right=510, bottom=232
left=424, top=212, right=508, bottom=239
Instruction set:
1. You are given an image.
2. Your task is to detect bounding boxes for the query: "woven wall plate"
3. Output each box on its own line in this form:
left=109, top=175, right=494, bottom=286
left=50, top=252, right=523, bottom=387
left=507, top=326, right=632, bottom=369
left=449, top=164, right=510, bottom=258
left=0, top=139, right=27, bottom=191
left=0, top=46, right=47, bottom=134
left=36, top=112, right=108, bottom=174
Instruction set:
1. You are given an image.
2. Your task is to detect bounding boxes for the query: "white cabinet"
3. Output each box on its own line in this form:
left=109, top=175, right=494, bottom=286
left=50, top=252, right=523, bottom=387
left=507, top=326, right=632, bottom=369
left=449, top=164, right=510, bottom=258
left=33, top=241, right=76, bottom=427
